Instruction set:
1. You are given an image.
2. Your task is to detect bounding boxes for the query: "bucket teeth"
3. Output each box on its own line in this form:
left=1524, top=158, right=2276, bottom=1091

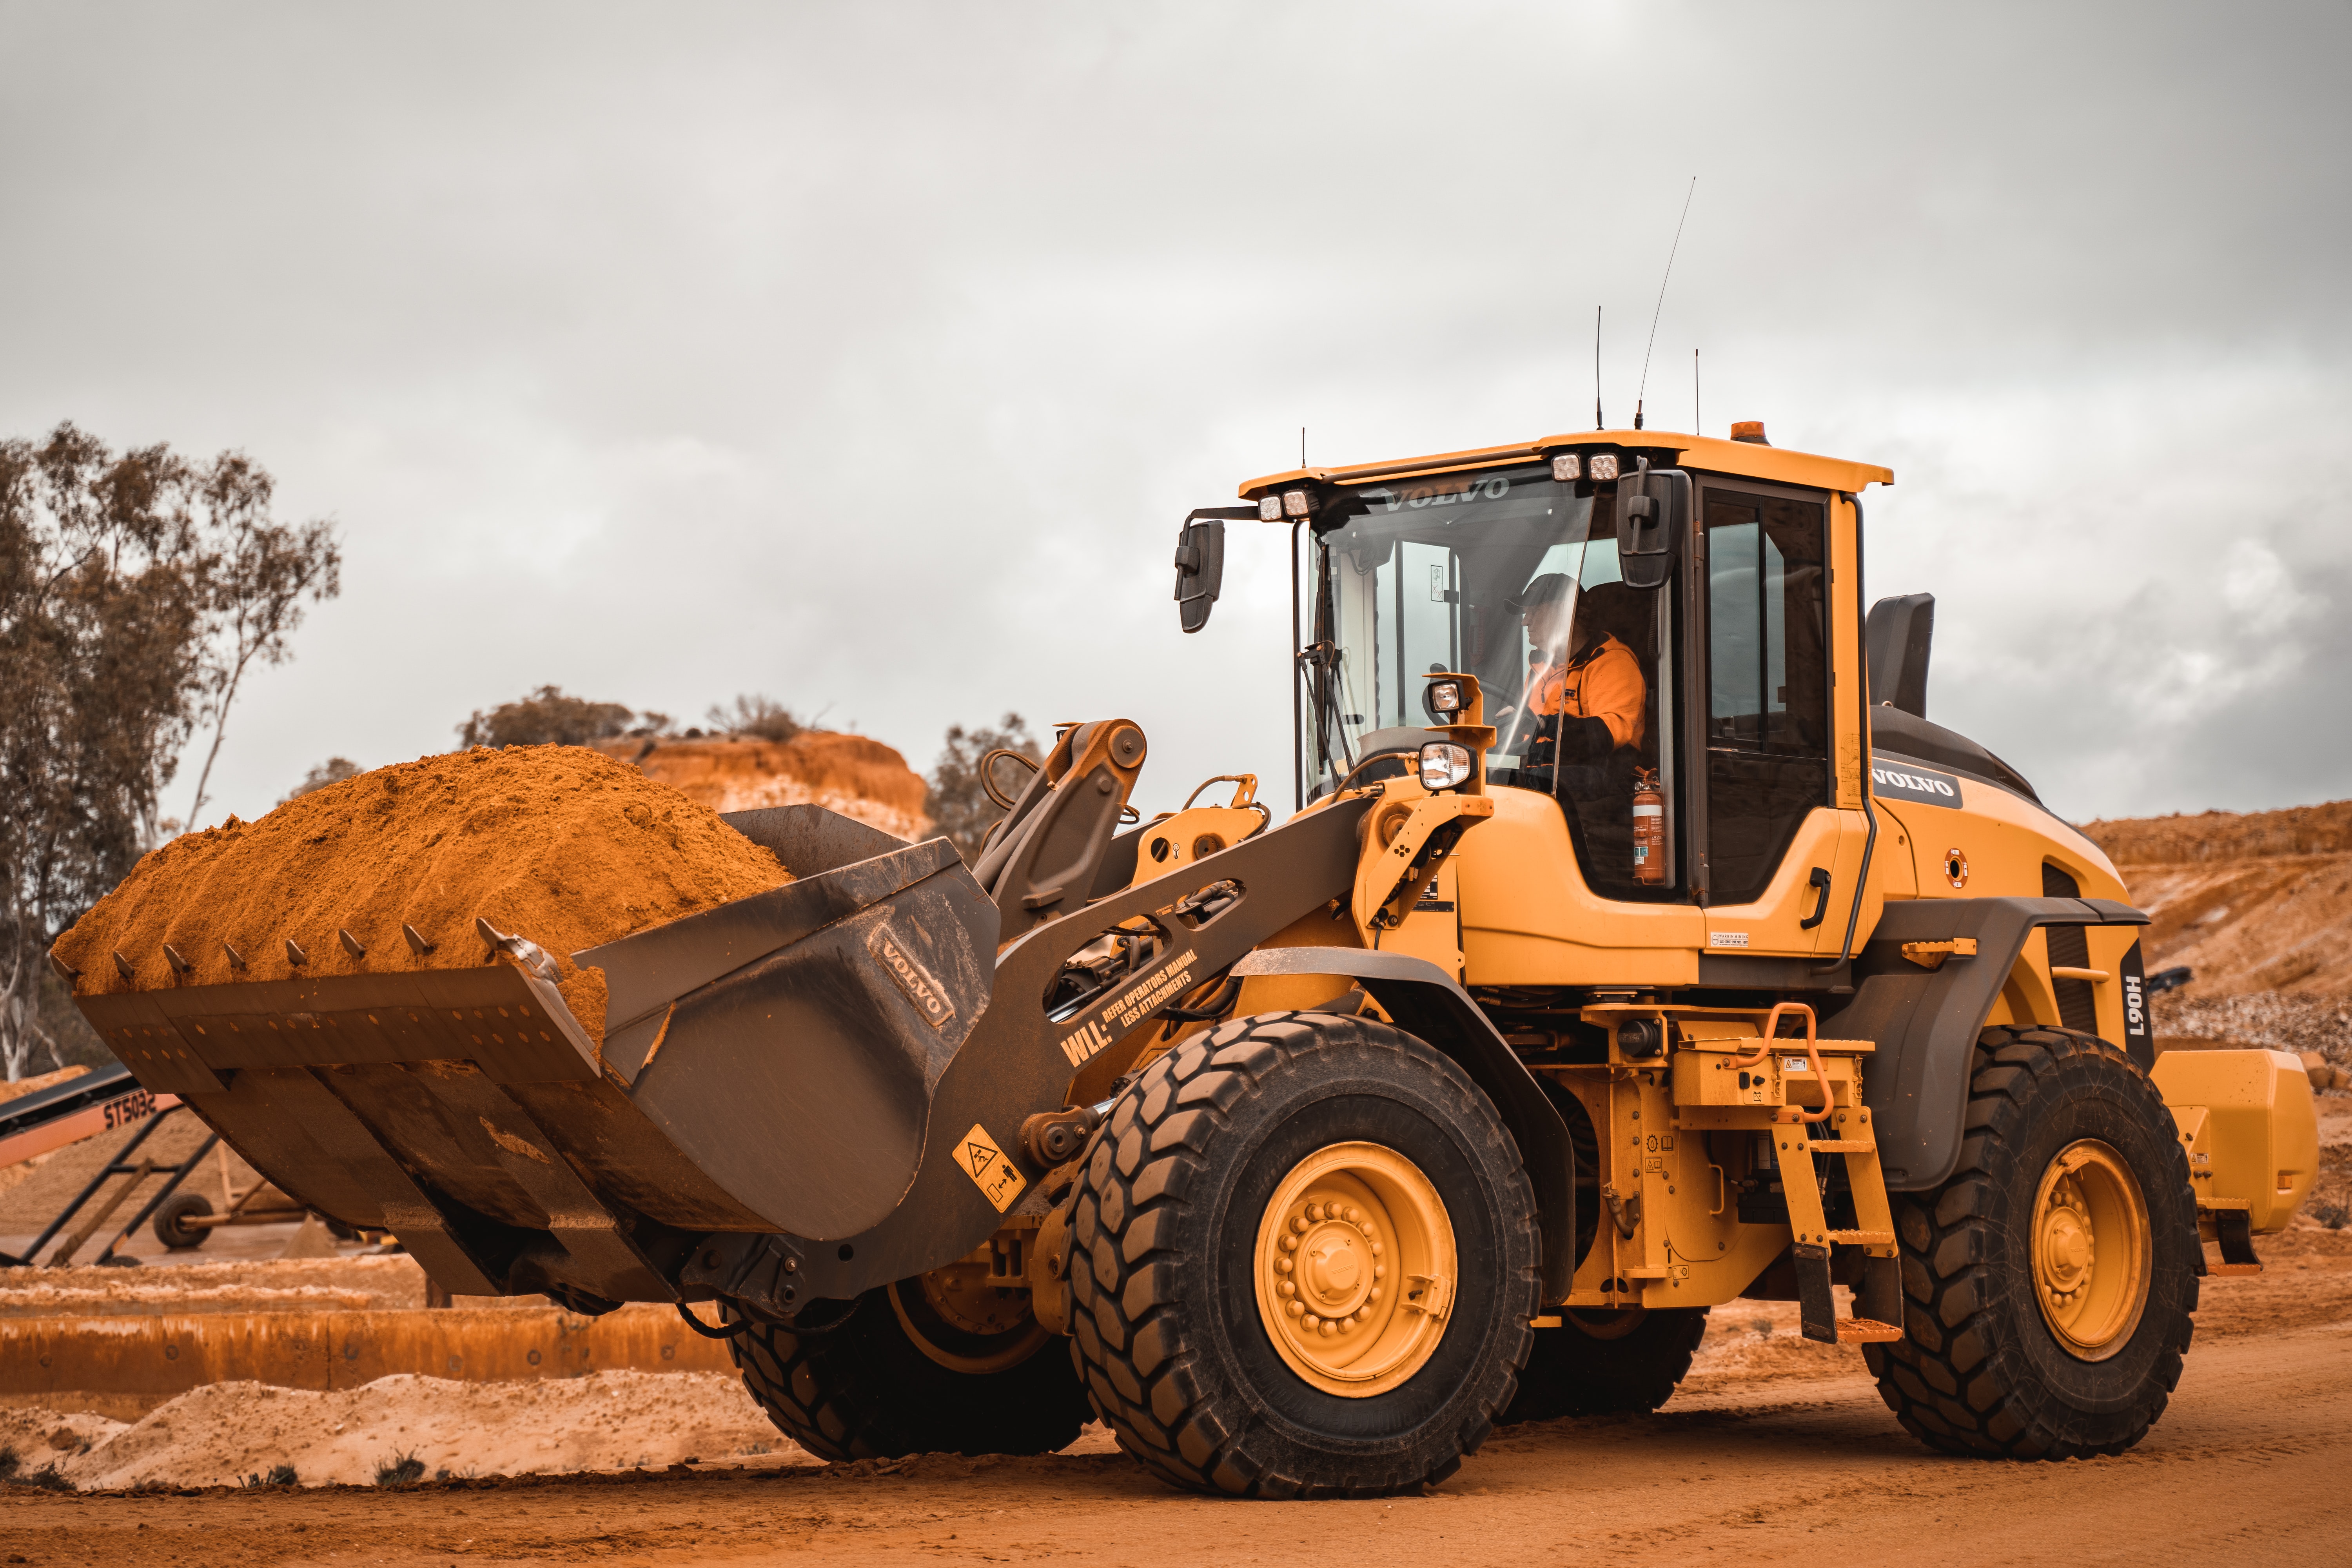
left=222, top=940, right=248, bottom=970
left=48, top=951, right=79, bottom=983
left=285, top=938, right=308, bottom=966
left=403, top=924, right=436, bottom=956
left=164, top=944, right=193, bottom=975
left=475, top=917, right=559, bottom=983
left=339, top=929, right=367, bottom=960
left=112, top=951, right=134, bottom=981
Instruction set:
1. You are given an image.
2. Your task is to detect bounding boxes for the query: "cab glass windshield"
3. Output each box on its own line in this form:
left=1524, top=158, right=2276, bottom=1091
left=1301, top=459, right=1679, bottom=898
left=1305, top=464, right=1608, bottom=787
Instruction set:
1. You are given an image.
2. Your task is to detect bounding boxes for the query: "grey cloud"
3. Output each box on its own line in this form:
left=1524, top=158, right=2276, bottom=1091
left=1, top=0, right=2345, bottom=824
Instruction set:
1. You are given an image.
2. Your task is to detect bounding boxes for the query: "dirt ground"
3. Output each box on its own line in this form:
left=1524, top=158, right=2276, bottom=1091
left=0, top=1212, right=2344, bottom=1565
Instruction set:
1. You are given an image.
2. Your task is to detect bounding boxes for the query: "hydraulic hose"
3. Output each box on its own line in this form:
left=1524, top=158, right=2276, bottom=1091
left=676, top=1301, right=753, bottom=1339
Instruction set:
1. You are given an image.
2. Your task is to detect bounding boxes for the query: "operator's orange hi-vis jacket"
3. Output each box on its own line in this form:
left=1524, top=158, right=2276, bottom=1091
left=1527, top=634, right=1646, bottom=751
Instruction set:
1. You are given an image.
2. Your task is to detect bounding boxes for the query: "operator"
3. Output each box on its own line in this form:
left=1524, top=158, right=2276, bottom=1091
left=1511, top=573, right=1646, bottom=776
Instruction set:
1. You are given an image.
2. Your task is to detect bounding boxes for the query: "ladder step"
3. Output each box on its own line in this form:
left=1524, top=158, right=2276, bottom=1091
left=1836, top=1318, right=1904, bottom=1345
left=1825, top=1230, right=1895, bottom=1246
left=2207, top=1262, right=2263, bottom=1277
left=1803, top=1140, right=1877, bottom=1153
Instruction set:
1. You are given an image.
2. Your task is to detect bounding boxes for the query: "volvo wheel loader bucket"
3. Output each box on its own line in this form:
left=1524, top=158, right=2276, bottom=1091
left=579, top=815, right=998, bottom=1241
left=74, top=767, right=1378, bottom=1312
left=69, top=806, right=996, bottom=1302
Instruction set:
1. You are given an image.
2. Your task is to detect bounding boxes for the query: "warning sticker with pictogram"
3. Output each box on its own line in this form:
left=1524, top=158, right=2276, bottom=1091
left=956, top=1122, right=1027, bottom=1214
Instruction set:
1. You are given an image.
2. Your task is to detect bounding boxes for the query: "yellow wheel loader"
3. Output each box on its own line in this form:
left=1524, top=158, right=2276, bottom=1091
left=61, top=424, right=2318, bottom=1495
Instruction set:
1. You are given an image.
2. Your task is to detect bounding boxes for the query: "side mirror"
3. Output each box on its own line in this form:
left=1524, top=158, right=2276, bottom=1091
left=1616, top=458, right=1689, bottom=591
left=1173, top=516, right=1226, bottom=633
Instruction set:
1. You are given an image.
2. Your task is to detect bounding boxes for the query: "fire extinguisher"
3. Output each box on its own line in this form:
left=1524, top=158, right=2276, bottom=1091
left=1632, top=767, right=1666, bottom=886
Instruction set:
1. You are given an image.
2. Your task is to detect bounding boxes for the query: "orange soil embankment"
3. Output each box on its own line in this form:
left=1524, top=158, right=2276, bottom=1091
left=597, top=731, right=932, bottom=845
left=52, top=747, right=792, bottom=1044
left=2082, top=797, right=2352, bottom=1072
left=2083, top=796, right=2352, bottom=997
left=0, top=1303, right=735, bottom=1418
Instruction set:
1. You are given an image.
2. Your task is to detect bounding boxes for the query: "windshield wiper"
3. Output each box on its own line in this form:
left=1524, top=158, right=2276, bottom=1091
left=1295, top=637, right=1356, bottom=783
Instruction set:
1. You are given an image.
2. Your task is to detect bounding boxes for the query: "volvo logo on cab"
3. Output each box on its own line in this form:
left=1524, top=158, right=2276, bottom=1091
left=1871, top=760, right=1963, bottom=809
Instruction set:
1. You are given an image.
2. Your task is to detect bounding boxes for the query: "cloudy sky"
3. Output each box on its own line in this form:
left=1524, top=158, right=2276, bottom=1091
left=5, top=1, right=2347, bottom=828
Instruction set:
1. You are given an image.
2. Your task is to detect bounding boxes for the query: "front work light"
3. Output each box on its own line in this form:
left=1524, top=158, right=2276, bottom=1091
left=1258, top=495, right=1283, bottom=521
left=1418, top=740, right=1473, bottom=791
left=1426, top=679, right=1463, bottom=714
left=1282, top=488, right=1312, bottom=518
left=1588, top=454, right=1621, bottom=482
left=1550, top=454, right=1581, bottom=482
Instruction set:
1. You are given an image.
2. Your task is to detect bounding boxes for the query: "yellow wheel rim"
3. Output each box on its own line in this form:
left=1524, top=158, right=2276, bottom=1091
left=2030, top=1139, right=2152, bottom=1361
left=1253, top=1142, right=1456, bottom=1398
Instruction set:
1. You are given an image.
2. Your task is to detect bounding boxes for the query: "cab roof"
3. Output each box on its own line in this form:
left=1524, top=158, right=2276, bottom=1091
left=1238, top=428, right=1894, bottom=501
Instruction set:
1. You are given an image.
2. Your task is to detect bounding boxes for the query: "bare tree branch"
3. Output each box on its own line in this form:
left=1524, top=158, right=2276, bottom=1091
left=0, top=423, right=339, bottom=1077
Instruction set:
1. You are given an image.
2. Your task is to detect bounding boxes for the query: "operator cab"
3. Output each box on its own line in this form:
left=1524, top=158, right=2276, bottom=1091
left=1301, top=460, right=1677, bottom=900
left=1205, top=426, right=1892, bottom=925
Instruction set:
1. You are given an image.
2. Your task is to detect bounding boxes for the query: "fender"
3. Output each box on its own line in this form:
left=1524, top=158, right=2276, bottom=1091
left=1819, top=896, right=2151, bottom=1192
left=1230, top=945, right=1577, bottom=1303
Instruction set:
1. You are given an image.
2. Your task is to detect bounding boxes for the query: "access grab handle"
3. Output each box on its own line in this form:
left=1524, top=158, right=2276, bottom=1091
left=1799, top=866, right=1833, bottom=930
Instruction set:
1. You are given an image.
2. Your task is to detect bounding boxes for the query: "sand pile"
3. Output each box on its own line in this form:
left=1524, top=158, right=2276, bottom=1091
left=53, top=746, right=792, bottom=1045
left=0, top=1370, right=799, bottom=1489
left=598, top=731, right=932, bottom=844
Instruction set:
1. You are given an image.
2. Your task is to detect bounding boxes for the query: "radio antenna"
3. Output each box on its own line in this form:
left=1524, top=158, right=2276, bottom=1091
left=1693, top=348, right=1701, bottom=437
left=1593, top=306, right=1603, bottom=429
left=1300, top=426, right=1306, bottom=469
left=1633, top=176, right=1697, bottom=432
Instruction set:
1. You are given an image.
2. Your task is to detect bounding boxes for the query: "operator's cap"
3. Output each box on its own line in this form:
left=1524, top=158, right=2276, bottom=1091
left=1512, top=573, right=1577, bottom=612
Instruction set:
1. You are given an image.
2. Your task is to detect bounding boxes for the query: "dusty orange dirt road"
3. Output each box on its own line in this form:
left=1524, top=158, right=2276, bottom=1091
left=4, top=1226, right=2348, bottom=1568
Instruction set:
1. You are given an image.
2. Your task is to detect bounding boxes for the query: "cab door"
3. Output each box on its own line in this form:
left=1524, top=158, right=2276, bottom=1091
left=1688, top=480, right=1846, bottom=954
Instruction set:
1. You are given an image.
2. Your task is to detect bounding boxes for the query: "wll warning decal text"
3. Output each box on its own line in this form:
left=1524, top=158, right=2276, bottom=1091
left=956, top=1122, right=1027, bottom=1213
left=1056, top=950, right=1198, bottom=1067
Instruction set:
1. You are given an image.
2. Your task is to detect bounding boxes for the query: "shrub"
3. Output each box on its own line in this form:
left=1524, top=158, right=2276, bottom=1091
left=707, top=693, right=801, bottom=744
left=373, top=1450, right=425, bottom=1488
left=456, top=686, right=637, bottom=749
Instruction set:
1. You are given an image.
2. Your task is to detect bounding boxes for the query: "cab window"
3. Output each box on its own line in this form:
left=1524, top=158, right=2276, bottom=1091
left=1704, top=488, right=1829, bottom=904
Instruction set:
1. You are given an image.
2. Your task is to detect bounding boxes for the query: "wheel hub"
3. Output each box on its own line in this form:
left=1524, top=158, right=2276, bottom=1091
left=886, top=1246, right=1050, bottom=1375
left=2029, top=1140, right=2152, bottom=1362
left=1255, top=1142, right=1455, bottom=1397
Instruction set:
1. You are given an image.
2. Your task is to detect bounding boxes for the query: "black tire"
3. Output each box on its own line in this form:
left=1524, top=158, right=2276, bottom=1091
left=1499, top=1306, right=1710, bottom=1423
left=1864, top=1026, right=2199, bottom=1459
left=1066, top=1010, right=1541, bottom=1498
left=152, top=1191, right=213, bottom=1250
left=724, top=1284, right=1090, bottom=1461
